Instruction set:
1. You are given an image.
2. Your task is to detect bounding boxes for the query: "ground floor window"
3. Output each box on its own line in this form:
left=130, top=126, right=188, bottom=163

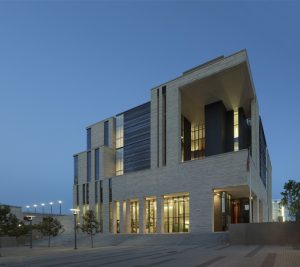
left=109, top=202, right=112, bottom=233
left=145, top=198, right=157, bottom=233
left=130, top=200, right=139, bottom=233
left=115, top=201, right=120, bottom=233
left=164, top=194, right=189, bottom=233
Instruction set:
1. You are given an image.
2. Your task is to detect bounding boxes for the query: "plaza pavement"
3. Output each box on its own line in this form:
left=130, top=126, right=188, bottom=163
left=0, top=242, right=299, bottom=267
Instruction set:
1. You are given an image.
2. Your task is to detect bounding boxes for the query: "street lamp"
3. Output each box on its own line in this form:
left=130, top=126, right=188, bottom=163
left=26, top=205, right=30, bottom=212
left=58, top=200, right=63, bottom=215
left=33, top=204, right=38, bottom=213
left=41, top=203, right=45, bottom=214
left=70, top=209, right=80, bottom=250
left=49, top=202, right=53, bottom=214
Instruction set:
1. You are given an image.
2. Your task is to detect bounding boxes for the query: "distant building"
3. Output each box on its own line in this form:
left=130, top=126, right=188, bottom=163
left=0, top=203, right=23, bottom=220
left=73, top=50, right=272, bottom=234
left=272, top=199, right=291, bottom=222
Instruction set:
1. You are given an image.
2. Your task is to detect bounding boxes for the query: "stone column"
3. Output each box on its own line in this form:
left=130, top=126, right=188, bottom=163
left=156, top=196, right=164, bottom=233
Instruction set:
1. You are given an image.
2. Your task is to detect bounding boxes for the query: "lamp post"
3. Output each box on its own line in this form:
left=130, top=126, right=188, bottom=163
left=26, top=205, right=30, bottom=212
left=70, top=209, right=80, bottom=250
left=24, top=216, right=35, bottom=248
left=41, top=203, right=45, bottom=214
left=33, top=204, right=38, bottom=213
left=58, top=200, right=62, bottom=215
left=49, top=202, right=53, bottom=215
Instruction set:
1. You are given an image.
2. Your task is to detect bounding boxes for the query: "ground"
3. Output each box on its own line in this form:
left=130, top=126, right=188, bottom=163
left=1, top=243, right=300, bottom=267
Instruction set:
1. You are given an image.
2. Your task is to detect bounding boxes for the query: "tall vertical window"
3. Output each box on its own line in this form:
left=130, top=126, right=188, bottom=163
left=86, top=183, right=89, bottom=205
left=104, top=121, right=109, bottom=146
left=130, top=200, right=139, bottom=233
left=82, top=184, right=86, bottom=205
left=191, top=124, right=205, bottom=160
left=100, top=180, right=103, bottom=232
left=87, top=128, right=91, bottom=150
left=164, top=194, right=189, bottom=233
left=109, top=178, right=112, bottom=233
left=74, top=155, right=78, bottom=185
left=234, top=108, right=239, bottom=151
left=146, top=198, right=157, bottom=233
left=115, top=201, right=120, bottom=233
left=76, top=185, right=79, bottom=206
left=116, top=115, right=124, bottom=176
left=95, top=149, right=100, bottom=180
left=116, top=114, right=124, bottom=149
left=95, top=181, right=98, bottom=203
left=116, top=148, right=124, bottom=176
left=87, top=151, right=91, bottom=182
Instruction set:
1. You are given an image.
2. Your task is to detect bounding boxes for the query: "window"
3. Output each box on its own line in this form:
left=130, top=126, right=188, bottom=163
left=74, top=156, right=78, bottom=185
left=87, top=128, right=91, bottom=150
left=82, top=184, right=86, bottom=205
left=104, top=121, right=109, bottom=146
left=86, top=183, right=89, bottom=205
left=109, top=178, right=112, bottom=233
left=95, top=181, right=98, bottom=203
left=116, top=114, right=124, bottom=149
left=130, top=200, right=139, bottom=233
left=116, top=148, right=124, bottom=176
left=115, top=201, right=120, bottom=233
left=87, top=151, right=91, bottom=182
left=95, top=149, right=100, bottom=180
left=76, top=185, right=79, bottom=206
left=234, top=108, right=239, bottom=151
left=191, top=124, right=205, bottom=160
left=164, top=194, right=189, bottom=233
left=146, top=198, right=157, bottom=233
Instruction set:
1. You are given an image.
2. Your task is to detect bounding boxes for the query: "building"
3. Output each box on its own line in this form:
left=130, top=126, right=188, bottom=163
left=73, top=50, right=272, bottom=234
left=272, top=199, right=291, bottom=222
left=0, top=203, right=23, bottom=220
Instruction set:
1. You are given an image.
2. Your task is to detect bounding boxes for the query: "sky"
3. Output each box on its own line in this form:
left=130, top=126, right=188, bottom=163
left=0, top=1, right=299, bottom=214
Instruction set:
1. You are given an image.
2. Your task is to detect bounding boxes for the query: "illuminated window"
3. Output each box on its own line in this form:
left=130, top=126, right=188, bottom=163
left=116, top=114, right=124, bottom=149
left=164, top=194, right=189, bottom=233
left=146, top=198, right=157, bottom=233
left=191, top=124, right=205, bottom=160
left=130, top=200, right=139, bottom=233
left=115, top=201, right=120, bottom=233
left=116, top=148, right=124, bottom=176
left=234, top=108, right=239, bottom=151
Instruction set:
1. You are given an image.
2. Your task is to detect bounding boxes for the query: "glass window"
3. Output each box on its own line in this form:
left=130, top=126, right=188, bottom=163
left=146, top=198, right=157, bottom=233
left=116, top=201, right=120, bottom=234
left=86, top=183, right=89, bottom=205
left=87, top=128, right=91, bottom=150
left=74, top=156, right=78, bottom=185
left=87, top=151, right=91, bottom=182
left=191, top=124, right=205, bottom=160
left=116, top=114, right=124, bottom=149
left=234, top=108, right=239, bottom=151
left=82, top=184, right=86, bottom=205
left=130, top=200, right=139, bottom=233
left=116, top=148, right=124, bottom=176
left=164, top=194, right=189, bottom=233
left=104, top=121, right=109, bottom=146
left=95, top=181, right=98, bottom=203
left=95, top=149, right=100, bottom=180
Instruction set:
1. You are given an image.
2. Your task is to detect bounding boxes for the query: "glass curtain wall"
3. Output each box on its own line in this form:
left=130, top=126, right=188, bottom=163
left=164, top=195, right=189, bottom=233
left=145, top=198, right=157, bottom=233
left=130, top=200, right=139, bottom=233
left=115, top=201, right=120, bottom=233
left=191, top=124, right=205, bottom=160
left=234, top=108, right=239, bottom=151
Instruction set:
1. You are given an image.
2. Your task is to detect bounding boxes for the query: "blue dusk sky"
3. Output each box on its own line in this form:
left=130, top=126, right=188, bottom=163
left=0, top=1, right=299, bottom=214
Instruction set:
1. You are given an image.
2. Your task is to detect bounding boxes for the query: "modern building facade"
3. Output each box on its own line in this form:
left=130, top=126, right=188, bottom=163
left=73, top=50, right=272, bottom=234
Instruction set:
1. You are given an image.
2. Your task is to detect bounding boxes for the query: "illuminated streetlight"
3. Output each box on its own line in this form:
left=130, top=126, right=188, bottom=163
left=70, top=209, right=80, bottom=249
left=58, top=200, right=63, bottom=216
left=26, top=205, right=30, bottom=212
left=24, top=216, right=35, bottom=248
left=41, top=203, right=45, bottom=214
left=49, top=202, right=53, bottom=214
left=33, top=204, right=38, bottom=213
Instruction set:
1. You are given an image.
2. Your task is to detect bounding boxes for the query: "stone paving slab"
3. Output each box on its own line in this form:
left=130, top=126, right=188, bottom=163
left=0, top=244, right=299, bottom=267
